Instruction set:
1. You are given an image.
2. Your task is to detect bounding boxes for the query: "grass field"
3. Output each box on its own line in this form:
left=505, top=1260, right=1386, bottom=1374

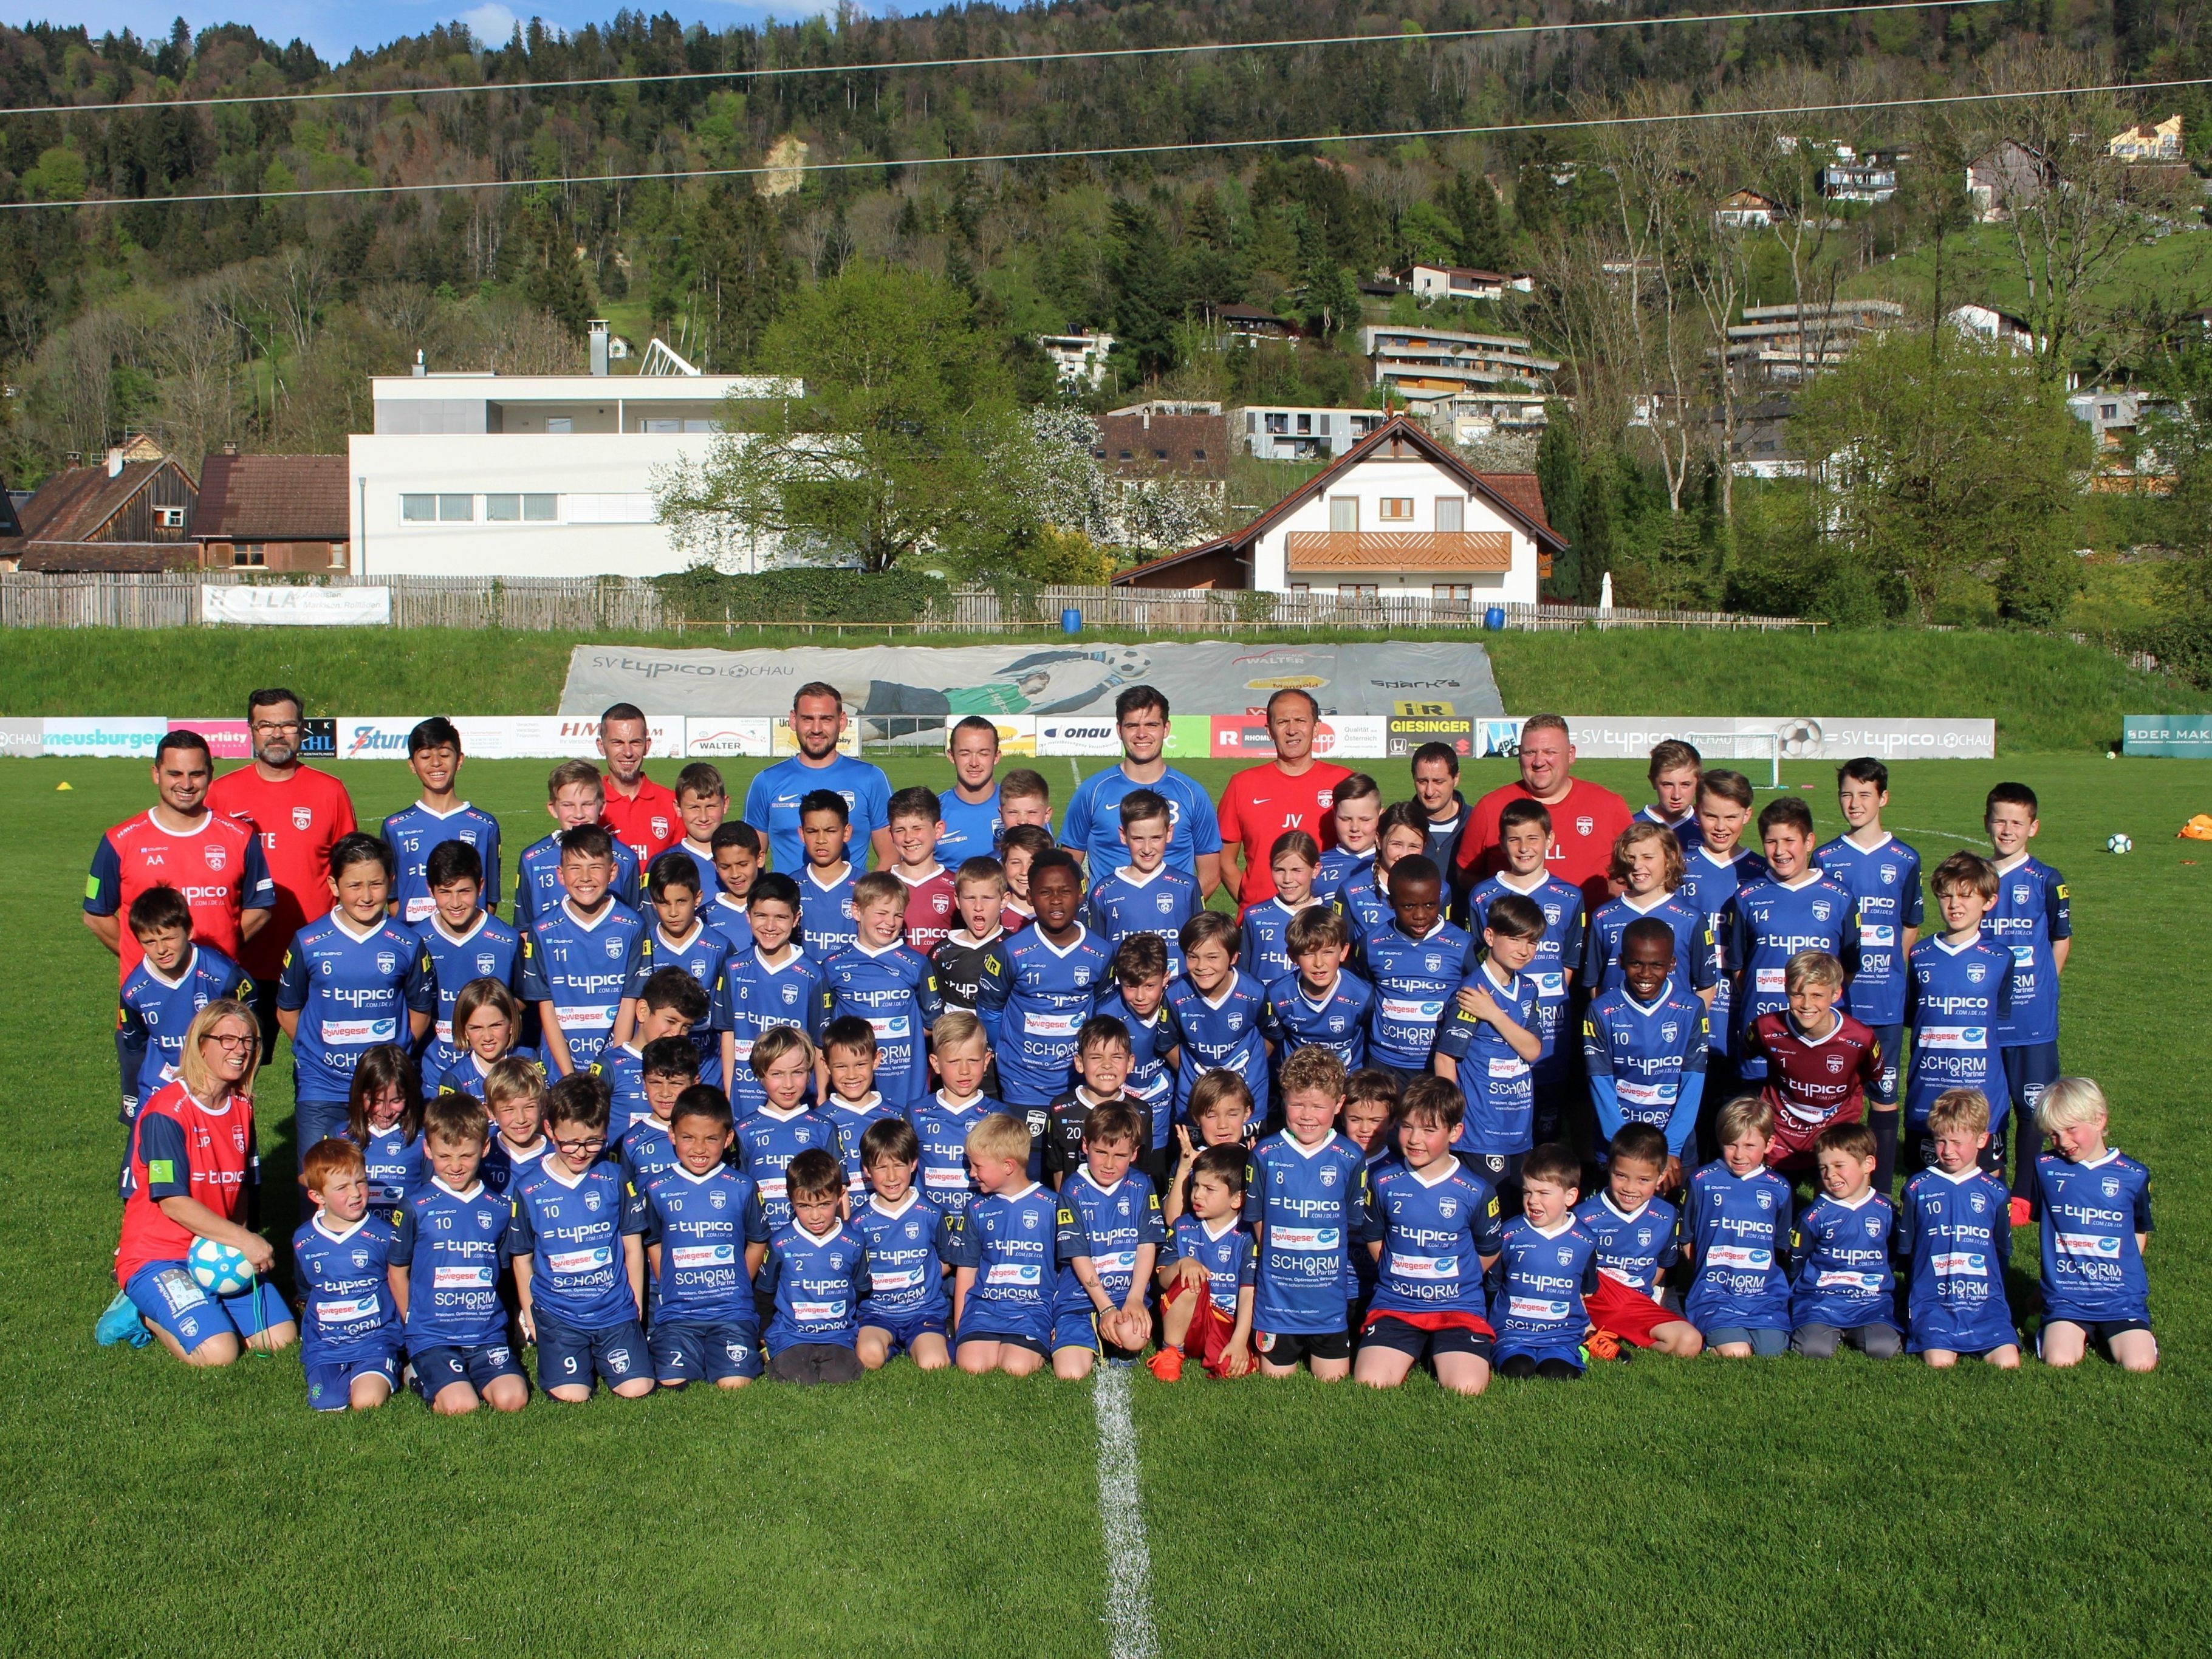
left=3, top=626, right=2206, bottom=753
left=3, top=748, right=2208, bottom=1655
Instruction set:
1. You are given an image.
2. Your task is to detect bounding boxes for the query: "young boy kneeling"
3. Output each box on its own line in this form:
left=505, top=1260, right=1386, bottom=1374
left=1151, top=1144, right=1258, bottom=1381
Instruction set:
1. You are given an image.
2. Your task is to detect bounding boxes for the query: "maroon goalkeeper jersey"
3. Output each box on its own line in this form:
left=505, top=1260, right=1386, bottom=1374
left=1750, top=1009, right=1883, bottom=1165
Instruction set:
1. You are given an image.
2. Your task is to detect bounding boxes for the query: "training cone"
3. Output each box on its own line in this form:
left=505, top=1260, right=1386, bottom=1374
left=2179, top=815, right=2212, bottom=841
left=55, top=781, right=71, bottom=791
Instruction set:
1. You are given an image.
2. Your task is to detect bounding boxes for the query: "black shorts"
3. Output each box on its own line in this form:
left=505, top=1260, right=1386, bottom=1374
left=956, top=1326, right=1049, bottom=1359
left=1255, top=1327, right=1351, bottom=1364
left=1359, top=1315, right=1493, bottom=1361
left=2047, top=1317, right=2152, bottom=1344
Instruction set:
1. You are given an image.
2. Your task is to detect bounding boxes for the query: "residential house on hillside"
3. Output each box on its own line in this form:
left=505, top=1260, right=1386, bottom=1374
left=1039, top=332, right=1115, bottom=389
left=1399, top=264, right=1534, bottom=302
left=1112, top=414, right=1563, bottom=605
left=0, top=448, right=198, bottom=572
left=1714, top=188, right=1787, bottom=228
left=2109, top=115, right=2183, bottom=161
left=1235, top=405, right=1388, bottom=462
left=1362, top=326, right=1558, bottom=401
left=1948, top=303, right=2043, bottom=356
left=1967, top=141, right=2052, bottom=221
left=1725, top=299, right=1905, bottom=384
left=1099, top=403, right=1228, bottom=480
left=191, top=450, right=350, bottom=571
left=1211, top=304, right=1301, bottom=348
left=1819, top=155, right=1900, bottom=202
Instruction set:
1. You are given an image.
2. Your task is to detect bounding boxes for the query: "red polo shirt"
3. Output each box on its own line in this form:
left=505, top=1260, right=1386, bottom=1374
left=601, top=774, right=682, bottom=865
left=1217, top=759, right=1352, bottom=913
left=206, top=763, right=357, bottom=978
left=1459, top=776, right=1633, bottom=910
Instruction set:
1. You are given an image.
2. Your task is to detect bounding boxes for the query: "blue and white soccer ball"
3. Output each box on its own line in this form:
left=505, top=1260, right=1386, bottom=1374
left=186, top=1237, right=255, bottom=1295
left=2106, top=833, right=2134, bottom=855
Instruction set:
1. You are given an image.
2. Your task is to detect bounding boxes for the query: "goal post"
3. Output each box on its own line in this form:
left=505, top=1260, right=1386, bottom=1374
left=1684, top=728, right=1782, bottom=790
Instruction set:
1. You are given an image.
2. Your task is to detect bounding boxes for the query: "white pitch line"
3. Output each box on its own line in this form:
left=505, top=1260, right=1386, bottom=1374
left=1092, top=1366, right=1160, bottom=1659
left=1068, top=757, right=1084, bottom=791
left=1894, top=824, right=1986, bottom=844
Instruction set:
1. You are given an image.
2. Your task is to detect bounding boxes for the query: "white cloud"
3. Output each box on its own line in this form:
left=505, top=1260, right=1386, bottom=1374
left=456, top=3, right=519, bottom=46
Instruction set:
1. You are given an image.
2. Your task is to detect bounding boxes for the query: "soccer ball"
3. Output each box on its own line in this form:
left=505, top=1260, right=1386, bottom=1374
left=187, top=1237, right=255, bottom=1295
left=2106, top=833, right=2134, bottom=855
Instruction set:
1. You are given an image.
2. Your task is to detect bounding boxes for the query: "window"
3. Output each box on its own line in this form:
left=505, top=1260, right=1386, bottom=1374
left=154, top=505, right=186, bottom=529
left=400, top=494, right=436, bottom=522
left=1119, top=450, right=1133, bottom=460
left=1154, top=448, right=1168, bottom=460
left=1338, top=583, right=1379, bottom=599
left=545, top=417, right=574, bottom=434
left=1433, top=584, right=1473, bottom=603
left=2100, top=404, right=2119, bottom=420
left=485, top=494, right=558, bottom=522
left=438, top=494, right=473, bottom=522
left=328, top=542, right=348, bottom=570
left=231, top=544, right=265, bottom=568
left=1192, top=448, right=1207, bottom=460
left=1289, top=582, right=1311, bottom=594
left=564, top=493, right=655, bottom=524
left=642, top=419, right=682, bottom=434
left=1378, top=498, right=1414, bottom=522
left=1435, top=496, right=1464, bottom=532
left=1296, top=414, right=1312, bottom=434
left=1329, top=496, right=1358, bottom=532
left=1264, top=412, right=1288, bottom=434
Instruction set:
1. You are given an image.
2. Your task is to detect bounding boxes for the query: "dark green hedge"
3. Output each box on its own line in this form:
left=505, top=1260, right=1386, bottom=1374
left=651, top=567, right=953, bottom=623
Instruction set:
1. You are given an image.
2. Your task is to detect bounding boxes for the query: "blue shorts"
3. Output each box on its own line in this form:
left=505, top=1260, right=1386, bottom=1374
left=857, top=1305, right=947, bottom=1353
left=411, top=1341, right=526, bottom=1399
left=305, top=1349, right=399, bottom=1411
left=1867, top=1024, right=1905, bottom=1107
left=535, top=1315, right=648, bottom=1392
left=1051, top=1304, right=1103, bottom=1355
left=295, top=1094, right=350, bottom=1153
left=1492, top=1335, right=1587, bottom=1372
left=125, top=1262, right=289, bottom=1356
left=955, top=1322, right=1049, bottom=1358
left=649, top=1318, right=763, bottom=1383
left=1701, top=1325, right=1790, bottom=1356
left=2002, top=1041, right=2060, bottom=1115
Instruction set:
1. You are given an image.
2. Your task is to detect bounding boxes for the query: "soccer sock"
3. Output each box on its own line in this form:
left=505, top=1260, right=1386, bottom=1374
left=1870, top=1108, right=1900, bottom=1199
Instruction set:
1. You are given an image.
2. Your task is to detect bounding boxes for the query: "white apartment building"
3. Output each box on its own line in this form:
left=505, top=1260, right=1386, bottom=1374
left=1361, top=326, right=1560, bottom=400
left=1039, top=332, right=1116, bottom=388
left=347, top=327, right=799, bottom=578
left=1236, top=405, right=1388, bottom=461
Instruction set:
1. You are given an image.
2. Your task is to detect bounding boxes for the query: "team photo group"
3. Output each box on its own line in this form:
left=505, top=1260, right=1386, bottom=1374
left=85, top=676, right=2157, bottom=1413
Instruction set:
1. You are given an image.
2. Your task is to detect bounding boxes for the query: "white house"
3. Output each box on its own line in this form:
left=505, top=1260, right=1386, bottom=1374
left=2109, top=115, right=2183, bottom=161
left=1399, top=264, right=1533, bottom=302
left=1112, top=415, right=1562, bottom=604
left=1039, top=332, right=1115, bottom=389
left=1948, top=303, right=2044, bottom=355
left=346, top=325, right=798, bottom=578
left=1714, top=188, right=1787, bottom=228
left=1234, top=404, right=1389, bottom=461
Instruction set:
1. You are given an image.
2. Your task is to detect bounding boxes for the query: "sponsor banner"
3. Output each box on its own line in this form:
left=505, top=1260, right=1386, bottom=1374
left=172, top=719, right=253, bottom=760
left=1388, top=715, right=1474, bottom=759
left=202, top=586, right=391, bottom=627
left=2124, top=714, right=2212, bottom=758
left=334, top=717, right=419, bottom=761
left=685, top=717, right=776, bottom=758
left=560, top=640, right=1507, bottom=720
left=299, top=716, right=337, bottom=759
left=972, top=715, right=1038, bottom=758
left=43, top=717, right=168, bottom=758
left=1200, top=714, right=1390, bottom=761
left=448, top=717, right=539, bottom=761
left=1538, top=716, right=1998, bottom=761
left=1036, top=716, right=1123, bottom=757
left=0, top=719, right=42, bottom=757
left=769, top=720, right=860, bottom=758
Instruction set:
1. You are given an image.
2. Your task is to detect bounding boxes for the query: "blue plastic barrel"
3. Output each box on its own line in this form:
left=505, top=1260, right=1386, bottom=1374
left=1061, top=607, right=1083, bottom=634
left=1484, top=605, right=1506, bottom=631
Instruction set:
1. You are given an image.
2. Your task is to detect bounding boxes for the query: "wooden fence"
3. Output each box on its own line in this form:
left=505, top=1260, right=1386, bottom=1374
left=0, top=573, right=666, bottom=631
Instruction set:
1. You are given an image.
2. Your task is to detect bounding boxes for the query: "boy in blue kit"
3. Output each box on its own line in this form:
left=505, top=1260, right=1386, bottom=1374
left=1086, top=789, right=1200, bottom=979
left=615, top=851, right=729, bottom=1061
left=975, top=850, right=1113, bottom=1112
left=950, top=1112, right=1066, bottom=1377
left=1576, top=1124, right=1701, bottom=1360
left=1682, top=1096, right=1795, bottom=1357
left=521, top=824, right=645, bottom=1078
left=642, top=1086, right=772, bottom=1390
left=1818, top=758, right=1921, bottom=1129
left=1488, top=1143, right=1601, bottom=1380
left=820, top=1016, right=900, bottom=1197
left=853, top=1117, right=957, bottom=1372
left=614, top=1036, right=700, bottom=1188
left=1679, top=769, right=1766, bottom=1122
left=1722, top=798, right=1856, bottom=1088
left=916, top=1011, right=996, bottom=1217
left=822, top=871, right=943, bottom=1115
left=1050, top=1103, right=1166, bottom=1380
left=1904, top=852, right=2013, bottom=1190
left=427, top=979, right=537, bottom=1098
left=1151, top=1144, right=1259, bottom=1381
left=118, top=886, right=251, bottom=1129
left=716, top=872, right=824, bottom=1112
left=704, top=821, right=762, bottom=957
left=1432, top=892, right=1544, bottom=1191
left=1334, top=805, right=1430, bottom=952
left=1096, top=936, right=1174, bottom=1174
left=1787, top=1120, right=1902, bottom=1359
left=413, top=841, right=522, bottom=1083
left=1165, top=1073, right=1261, bottom=1226
left=735, top=1025, right=837, bottom=1234
left=1038, top=1017, right=1151, bottom=1186
left=292, top=1137, right=402, bottom=1411
left=1314, top=773, right=1382, bottom=902
left=1983, top=781, right=2071, bottom=1217
left=2032, top=1078, right=2156, bottom=1372
left=1351, top=1076, right=1504, bottom=1397
left=759, top=1148, right=871, bottom=1385
left=594, top=971, right=710, bottom=1134
left=481, top=1058, right=549, bottom=1198
left=796, top=789, right=863, bottom=959
left=505, top=1072, right=656, bottom=1401
left=513, top=761, right=641, bottom=932
left=1896, top=1087, right=2019, bottom=1368
left=1261, top=906, right=1374, bottom=1073
left=1162, top=909, right=1272, bottom=1120
left=1360, top=853, right=1477, bottom=1089
left=1583, top=824, right=1717, bottom=1008
left=672, top=763, right=733, bottom=898
left=382, top=717, right=502, bottom=926
left=1466, top=799, right=1586, bottom=1144
left=1581, top=918, right=1708, bottom=1181
left=1245, top=1047, right=1369, bottom=1382
left=1239, top=830, right=1323, bottom=985
left=390, top=1090, right=530, bottom=1414
left=1638, top=739, right=1704, bottom=849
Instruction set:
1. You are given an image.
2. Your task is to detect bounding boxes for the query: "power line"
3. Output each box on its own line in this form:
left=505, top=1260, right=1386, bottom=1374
left=0, top=1, right=2006, bottom=118
left=5, top=74, right=2199, bottom=213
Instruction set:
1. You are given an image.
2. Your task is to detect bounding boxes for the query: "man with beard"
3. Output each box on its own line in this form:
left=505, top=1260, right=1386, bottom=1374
left=596, top=702, right=680, bottom=864
left=1457, top=713, right=1632, bottom=913
left=742, top=682, right=892, bottom=875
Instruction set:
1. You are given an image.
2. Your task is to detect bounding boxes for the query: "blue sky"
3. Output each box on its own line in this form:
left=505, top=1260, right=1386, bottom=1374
left=39, top=3, right=838, bottom=63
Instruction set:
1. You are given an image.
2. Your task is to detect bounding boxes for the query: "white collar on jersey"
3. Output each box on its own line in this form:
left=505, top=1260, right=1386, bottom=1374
left=429, top=912, right=491, bottom=947
left=312, top=1212, right=372, bottom=1243
left=430, top=1176, right=486, bottom=1202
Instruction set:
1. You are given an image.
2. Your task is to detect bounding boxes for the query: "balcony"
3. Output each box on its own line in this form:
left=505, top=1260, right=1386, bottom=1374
left=1285, top=530, right=1513, bottom=575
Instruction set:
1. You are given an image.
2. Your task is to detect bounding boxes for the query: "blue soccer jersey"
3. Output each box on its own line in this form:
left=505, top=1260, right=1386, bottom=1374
left=481, top=1135, right=547, bottom=1198
left=1432, top=962, right=1543, bottom=1157
left=1573, top=1191, right=1680, bottom=1298
left=277, top=914, right=437, bottom=1104
left=1092, top=988, right=1172, bottom=1144
left=701, top=892, right=756, bottom=959
left=626, top=922, right=733, bottom=1069
left=1055, top=1168, right=1166, bottom=1319
left=1163, top=971, right=1272, bottom=1119
left=1243, top=1131, right=1369, bottom=1335
left=292, top=1212, right=402, bottom=1366
left=1062, top=764, right=1222, bottom=879
left=852, top=1191, right=957, bottom=1329
left=948, top=1180, right=1065, bottom=1344
left=1896, top=1164, right=2015, bottom=1353
left=1583, top=892, right=1717, bottom=1007
left=2033, top=1149, right=2152, bottom=1325
left=716, top=946, right=828, bottom=1112
left=1363, top=918, right=1479, bottom=1071
left=392, top=1177, right=512, bottom=1348
left=413, top=909, right=522, bottom=1075
left=1488, top=1216, right=1601, bottom=1361
left=355, top=1121, right=425, bottom=1218
left=617, top=1113, right=683, bottom=1188
left=1087, top=864, right=1200, bottom=981
left=1313, top=845, right=1374, bottom=905
left=797, top=864, right=863, bottom=959
left=821, top=940, right=943, bottom=1112
left=589, top=1044, right=655, bottom=1136
left=426, top=1045, right=542, bottom=1100
left=911, top=1091, right=993, bottom=1218
left=118, top=944, right=250, bottom=1107
left=1677, top=844, right=1767, bottom=1053
left=1238, top=897, right=1321, bottom=987
left=1983, top=854, right=2070, bottom=1047
left=1817, top=833, right=1923, bottom=1027
left=1170, top=1213, right=1258, bottom=1316
left=1332, top=863, right=1394, bottom=951
left=382, top=800, right=503, bottom=926
left=975, top=924, right=1113, bottom=1107
left=733, top=1105, right=837, bottom=1233
left=1580, top=986, right=1710, bottom=1156
left=821, top=1093, right=900, bottom=1196
left=1789, top=1189, right=1899, bottom=1332
left=640, top=1163, right=771, bottom=1324
left=1468, top=871, right=1586, bottom=1082
left=1905, top=936, right=2013, bottom=1126
left=759, top=1220, right=871, bottom=1352
left=519, top=896, right=646, bottom=1073
left=744, top=753, right=892, bottom=878
left=1682, top=1160, right=1795, bottom=1333
left=936, top=784, right=1004, bottom=864
left=512, top=832, right=639, bottom=934
left=1722, top=872, right=1857, bottom=1079
left=1358, top=1160, right=1503, bottom=1319
left=1635, top=803, right=1702, bottom=852
left=1261, top=968, right=1374, bottom=1072
left=504, top=1157, right=647, bottom=1330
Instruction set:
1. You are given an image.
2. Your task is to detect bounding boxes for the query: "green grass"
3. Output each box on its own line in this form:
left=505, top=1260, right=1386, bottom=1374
left=4, top=627, right=2205, bottom=752
left=3, top=751, right=2210, bottom=1654
left=1843, top=220, right=2212, bottom=321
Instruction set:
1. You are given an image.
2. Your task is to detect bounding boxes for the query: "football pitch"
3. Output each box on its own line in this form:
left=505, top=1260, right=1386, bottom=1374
left=2, top=750, right=2207, bottom=1655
